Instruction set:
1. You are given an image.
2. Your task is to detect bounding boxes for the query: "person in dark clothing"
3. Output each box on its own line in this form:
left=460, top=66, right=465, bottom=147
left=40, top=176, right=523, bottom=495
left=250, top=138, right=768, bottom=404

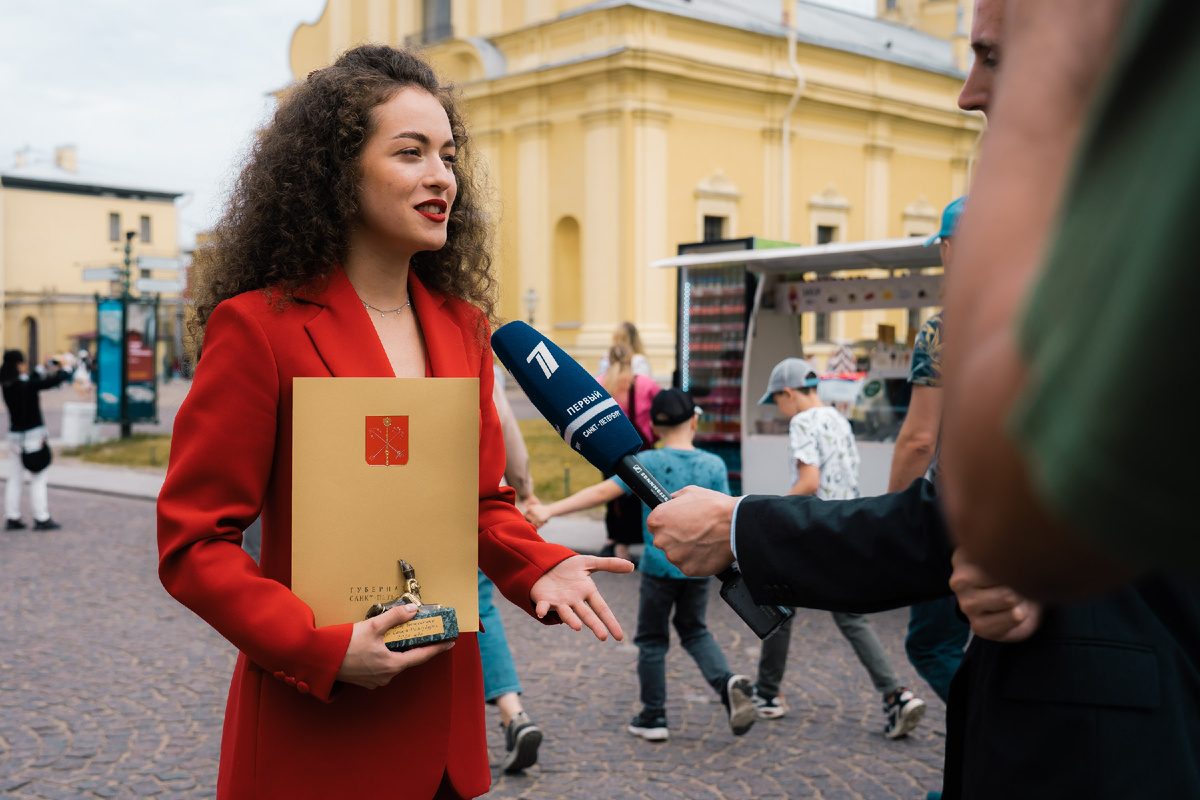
left=2, top=350, right=67, bottom=530
left=647, top=481, right=1200, bottom=799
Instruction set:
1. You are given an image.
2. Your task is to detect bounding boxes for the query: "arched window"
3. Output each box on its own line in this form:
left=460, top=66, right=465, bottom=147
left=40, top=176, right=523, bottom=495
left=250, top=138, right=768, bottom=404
left=552, top=216, right=582, bottom=340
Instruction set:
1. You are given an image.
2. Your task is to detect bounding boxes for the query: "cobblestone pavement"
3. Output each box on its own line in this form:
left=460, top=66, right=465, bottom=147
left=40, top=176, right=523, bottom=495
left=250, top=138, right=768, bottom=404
left=0, top=490, right=945, bottom=799
left=0, top=490, right=232, bottom=799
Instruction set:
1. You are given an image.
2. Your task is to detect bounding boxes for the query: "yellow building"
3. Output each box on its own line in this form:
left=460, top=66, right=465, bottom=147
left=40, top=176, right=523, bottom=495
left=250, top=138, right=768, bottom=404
left=288, top=0, right=982, bottom=373
left=0, top=146, right=185, bottom=368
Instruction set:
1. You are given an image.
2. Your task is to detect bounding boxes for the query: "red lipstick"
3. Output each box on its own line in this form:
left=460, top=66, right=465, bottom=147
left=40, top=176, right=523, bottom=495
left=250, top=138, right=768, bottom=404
left=415, top=199, right=448, bottom=222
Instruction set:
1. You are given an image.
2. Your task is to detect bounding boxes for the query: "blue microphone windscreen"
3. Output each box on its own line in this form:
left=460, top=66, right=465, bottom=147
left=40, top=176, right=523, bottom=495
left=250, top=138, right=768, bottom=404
left=492, top=321, right=644, bottom=474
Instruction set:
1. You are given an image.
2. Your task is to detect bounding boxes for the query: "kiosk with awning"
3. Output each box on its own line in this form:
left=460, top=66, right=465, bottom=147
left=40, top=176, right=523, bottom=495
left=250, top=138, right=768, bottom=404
left=651, top=237, right=943, bottom=496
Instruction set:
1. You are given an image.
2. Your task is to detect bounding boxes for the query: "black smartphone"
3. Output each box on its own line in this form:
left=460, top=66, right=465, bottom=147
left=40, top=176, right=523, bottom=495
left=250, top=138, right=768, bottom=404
left=717, top=566, right=793, bottom=639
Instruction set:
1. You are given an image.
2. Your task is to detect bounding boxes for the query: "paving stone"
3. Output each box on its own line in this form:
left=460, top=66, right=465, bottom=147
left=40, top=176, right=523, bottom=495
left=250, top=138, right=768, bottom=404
left=1, top=489, right=948, bottom=799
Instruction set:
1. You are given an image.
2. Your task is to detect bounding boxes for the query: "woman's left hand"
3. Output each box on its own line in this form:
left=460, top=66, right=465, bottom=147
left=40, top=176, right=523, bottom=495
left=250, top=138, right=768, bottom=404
left=530, top=555, right=634, bottom=642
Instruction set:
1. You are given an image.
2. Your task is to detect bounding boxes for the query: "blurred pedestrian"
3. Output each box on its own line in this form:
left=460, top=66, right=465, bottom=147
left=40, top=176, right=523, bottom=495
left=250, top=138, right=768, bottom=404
left=756, top=357, right=925, bottom=737
left=598, top=342, right=660, bottom=561
left=483, top=365, right=544, bottom=773
left=2, top=349, right=67, bottom=531
left=157, top=44, right=630, bottom=800
left=71, top=349, right=93, bottom=398
left=527, top=388, right=756, bottom=741
left=597, top=321, right=651, bottom=376
left=888, top=197, right=971, bottom=704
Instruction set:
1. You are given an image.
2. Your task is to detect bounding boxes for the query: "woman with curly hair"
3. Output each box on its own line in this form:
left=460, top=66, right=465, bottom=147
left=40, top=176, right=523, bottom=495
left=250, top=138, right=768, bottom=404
left=157, top=45, right=630, bottom=800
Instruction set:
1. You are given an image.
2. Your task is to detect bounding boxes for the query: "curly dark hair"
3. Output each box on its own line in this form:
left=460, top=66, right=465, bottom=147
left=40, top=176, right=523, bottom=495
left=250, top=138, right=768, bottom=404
left=187, top=44, right=495, bottom=356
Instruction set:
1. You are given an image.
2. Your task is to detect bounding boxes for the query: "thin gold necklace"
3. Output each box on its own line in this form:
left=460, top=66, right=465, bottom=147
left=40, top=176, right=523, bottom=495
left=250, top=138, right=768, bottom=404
left=361, top=298, right=411, bottom=318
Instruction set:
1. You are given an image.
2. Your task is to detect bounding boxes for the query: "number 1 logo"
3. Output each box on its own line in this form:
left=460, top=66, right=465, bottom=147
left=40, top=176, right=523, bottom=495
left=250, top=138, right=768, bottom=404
left=527, top=340, right=558, bottom=379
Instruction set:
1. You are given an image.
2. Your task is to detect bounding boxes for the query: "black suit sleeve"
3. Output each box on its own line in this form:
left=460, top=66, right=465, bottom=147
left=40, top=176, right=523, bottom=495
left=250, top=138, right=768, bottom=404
left=735, top=479, right=955, bottom=613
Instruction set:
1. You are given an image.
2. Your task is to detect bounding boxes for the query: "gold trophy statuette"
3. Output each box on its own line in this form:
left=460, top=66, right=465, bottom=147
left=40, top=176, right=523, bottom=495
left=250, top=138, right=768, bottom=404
left=365, top=559, right=459, bottom=652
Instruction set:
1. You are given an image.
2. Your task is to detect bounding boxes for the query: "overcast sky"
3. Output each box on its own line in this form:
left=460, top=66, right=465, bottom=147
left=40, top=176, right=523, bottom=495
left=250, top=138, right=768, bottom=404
left=0, top=0, right=875, bottom=249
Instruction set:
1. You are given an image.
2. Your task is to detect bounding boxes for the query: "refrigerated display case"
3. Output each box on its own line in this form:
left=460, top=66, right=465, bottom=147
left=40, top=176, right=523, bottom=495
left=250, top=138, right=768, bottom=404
left=656, top=237, right=943, bottom=497
left=674, top=238, right=791, bottom=494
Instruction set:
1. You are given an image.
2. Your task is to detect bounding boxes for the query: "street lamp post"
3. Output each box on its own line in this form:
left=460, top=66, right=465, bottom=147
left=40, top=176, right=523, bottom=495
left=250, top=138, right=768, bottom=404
left=120, top=231, right=135, bottom=439
left=523, top=287, right=539, bottom=325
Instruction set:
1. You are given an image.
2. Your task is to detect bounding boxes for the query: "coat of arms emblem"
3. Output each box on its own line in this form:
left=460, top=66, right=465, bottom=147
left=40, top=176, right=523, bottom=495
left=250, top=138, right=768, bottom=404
left=365, top=416, right=408, bottom=466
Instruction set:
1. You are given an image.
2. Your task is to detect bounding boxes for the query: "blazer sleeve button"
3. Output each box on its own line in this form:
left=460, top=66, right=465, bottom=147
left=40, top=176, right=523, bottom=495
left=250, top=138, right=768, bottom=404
left=296, top=681, right=310, bottom=695
left=273, top=671, right=286, bottom=682
left=285, top=676, right=297, bottom=688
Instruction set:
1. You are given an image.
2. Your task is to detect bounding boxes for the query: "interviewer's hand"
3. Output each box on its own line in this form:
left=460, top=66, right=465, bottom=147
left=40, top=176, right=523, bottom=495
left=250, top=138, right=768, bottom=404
left=530, top=554, right=633, bottom=642
left=336, top=603, right=455, bottom=690
left=646, top=486, right=737, bottom=577
left=949, top=549, right=1042, bottom=643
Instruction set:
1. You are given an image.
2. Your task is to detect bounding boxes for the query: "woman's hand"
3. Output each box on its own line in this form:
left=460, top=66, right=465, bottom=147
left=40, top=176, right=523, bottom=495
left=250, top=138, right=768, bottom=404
left=335, top=604, right=455, bottom=690
left=530, top=555, right=634, bottom=642
left=515, top=493, right=540, bottom=515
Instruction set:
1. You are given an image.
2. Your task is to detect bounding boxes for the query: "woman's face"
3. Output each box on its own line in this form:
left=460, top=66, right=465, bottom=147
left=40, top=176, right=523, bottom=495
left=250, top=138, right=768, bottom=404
left=355, top=87, right=458, bottom=258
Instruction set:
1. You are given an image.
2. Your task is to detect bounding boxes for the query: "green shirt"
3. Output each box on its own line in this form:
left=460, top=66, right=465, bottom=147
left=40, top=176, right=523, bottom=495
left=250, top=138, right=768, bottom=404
left=1013, top=0, right=1200, bottom=570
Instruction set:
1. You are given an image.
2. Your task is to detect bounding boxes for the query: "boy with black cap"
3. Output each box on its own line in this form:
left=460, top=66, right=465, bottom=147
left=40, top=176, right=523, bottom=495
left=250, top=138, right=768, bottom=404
left=756, top=357, right=926, bottom=738
left=525, top=388, right=755, bottom=742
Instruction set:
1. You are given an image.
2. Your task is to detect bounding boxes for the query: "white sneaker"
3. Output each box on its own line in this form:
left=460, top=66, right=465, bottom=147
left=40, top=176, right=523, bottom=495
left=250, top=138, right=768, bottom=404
left=883, top=688, right=926, bottom=739
left=724, top=675, right=756, bottom=736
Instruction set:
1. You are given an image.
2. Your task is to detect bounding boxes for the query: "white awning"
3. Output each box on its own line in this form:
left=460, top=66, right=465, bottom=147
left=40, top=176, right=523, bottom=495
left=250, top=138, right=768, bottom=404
left=649, top=237, right=942, bottom=276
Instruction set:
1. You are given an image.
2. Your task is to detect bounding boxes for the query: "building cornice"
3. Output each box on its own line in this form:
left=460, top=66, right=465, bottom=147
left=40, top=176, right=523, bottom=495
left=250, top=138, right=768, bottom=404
left=458, top=46, right=979, bottom=133
left=0, top=175, right=182, bottom=202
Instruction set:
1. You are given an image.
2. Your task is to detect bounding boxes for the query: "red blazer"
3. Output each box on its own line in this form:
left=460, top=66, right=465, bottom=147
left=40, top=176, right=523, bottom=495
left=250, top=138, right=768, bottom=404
left=157, top=268, right=575, bottom=799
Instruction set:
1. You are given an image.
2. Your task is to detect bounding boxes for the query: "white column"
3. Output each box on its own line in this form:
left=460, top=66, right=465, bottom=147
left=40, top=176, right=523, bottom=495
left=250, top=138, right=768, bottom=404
left=864, top=141, right=893, bottom=240
left=515, top=121, right=550, bottom=332
left=577, top=108, right=623, bottom=355
left=761, top=127, right=784, bottom=241
left=632, top=108, right=674, bottom=370
left=472, top=127, right=504, bottom=313
left=329, top=0, right=351, bottom=54
left=367, top=0, right=389, bottom=41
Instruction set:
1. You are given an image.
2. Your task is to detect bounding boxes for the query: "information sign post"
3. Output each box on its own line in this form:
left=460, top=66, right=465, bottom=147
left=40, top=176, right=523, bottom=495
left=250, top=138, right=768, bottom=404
left=88, top=232, right=168, bottom=437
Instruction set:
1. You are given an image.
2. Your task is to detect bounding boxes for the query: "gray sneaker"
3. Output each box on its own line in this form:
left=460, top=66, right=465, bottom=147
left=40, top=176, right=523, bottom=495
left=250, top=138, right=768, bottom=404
left=500, top=711, right=543, bottom=773
left=723, top=674, right=757, bottom=736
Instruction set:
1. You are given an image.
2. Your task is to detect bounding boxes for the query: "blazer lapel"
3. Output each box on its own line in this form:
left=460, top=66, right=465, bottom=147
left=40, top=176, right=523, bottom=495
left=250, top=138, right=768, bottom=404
left=302, top=268, right=394, bottom=377
left=409, top=272, right=472, bottom=379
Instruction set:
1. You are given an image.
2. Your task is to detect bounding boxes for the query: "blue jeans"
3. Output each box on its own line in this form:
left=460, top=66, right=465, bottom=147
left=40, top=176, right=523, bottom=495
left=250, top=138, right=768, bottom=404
left=477, top=570, right=522, bottom=701
left=905, top=596, right=969, bottom=703
left=635, top=573, right=732, bottom=715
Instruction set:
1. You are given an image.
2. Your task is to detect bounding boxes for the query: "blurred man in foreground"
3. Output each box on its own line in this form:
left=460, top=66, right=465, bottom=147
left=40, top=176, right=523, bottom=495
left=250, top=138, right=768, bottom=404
left=648, top=1, right=1200, bottom=796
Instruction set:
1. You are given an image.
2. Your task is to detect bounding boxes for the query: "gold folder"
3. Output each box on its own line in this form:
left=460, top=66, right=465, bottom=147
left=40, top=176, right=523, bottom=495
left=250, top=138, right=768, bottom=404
left=291, top=377, right=480, bottom=640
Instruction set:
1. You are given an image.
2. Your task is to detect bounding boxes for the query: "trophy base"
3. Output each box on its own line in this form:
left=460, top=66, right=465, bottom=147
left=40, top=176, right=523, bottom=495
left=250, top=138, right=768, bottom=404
left=383, top=606, right=460, bottom=653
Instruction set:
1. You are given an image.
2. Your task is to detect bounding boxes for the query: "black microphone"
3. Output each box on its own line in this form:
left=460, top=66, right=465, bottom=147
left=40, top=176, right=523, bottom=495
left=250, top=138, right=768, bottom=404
left=492, top=321, right=792, bottom=639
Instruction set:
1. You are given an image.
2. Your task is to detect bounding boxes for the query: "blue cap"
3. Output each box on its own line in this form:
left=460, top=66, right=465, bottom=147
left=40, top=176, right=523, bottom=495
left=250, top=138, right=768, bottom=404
left=925, top=196, right=967, bottom=246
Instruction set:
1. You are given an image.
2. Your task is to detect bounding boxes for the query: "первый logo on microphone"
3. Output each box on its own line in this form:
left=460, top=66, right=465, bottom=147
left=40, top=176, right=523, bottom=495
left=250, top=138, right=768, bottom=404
left=526, top=341, right=559, bottom=379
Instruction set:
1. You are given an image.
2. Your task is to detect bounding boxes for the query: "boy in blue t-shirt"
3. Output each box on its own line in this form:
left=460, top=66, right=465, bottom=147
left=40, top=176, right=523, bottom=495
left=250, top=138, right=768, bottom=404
left=525, top=388, right=755, bottom=742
